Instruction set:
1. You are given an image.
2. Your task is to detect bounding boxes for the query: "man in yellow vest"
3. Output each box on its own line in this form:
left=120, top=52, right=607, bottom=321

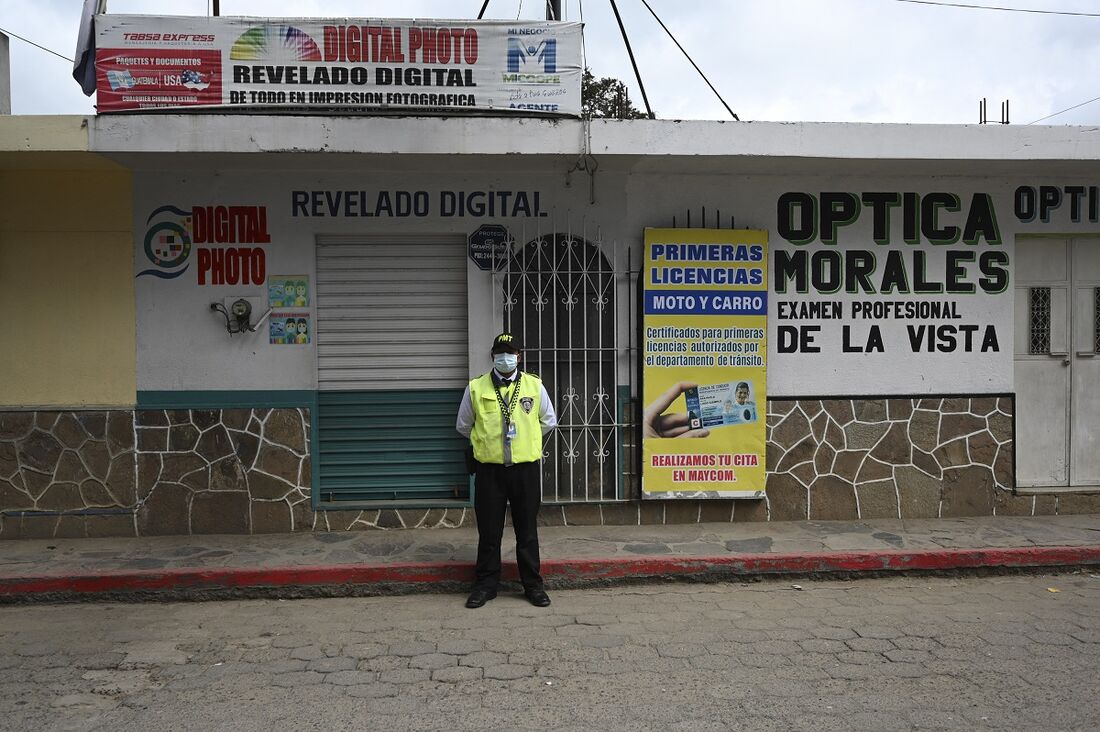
left=456, top=333, right=557, bottom=608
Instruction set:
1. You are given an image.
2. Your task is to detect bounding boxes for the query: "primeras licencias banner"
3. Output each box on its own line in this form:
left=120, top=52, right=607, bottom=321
left=93, top=16, right=581, bottom=116
left=642, top=229, right=769, bottom=499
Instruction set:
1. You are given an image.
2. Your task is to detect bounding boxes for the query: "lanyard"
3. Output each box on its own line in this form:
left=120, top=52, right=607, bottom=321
left=494, top=373, right=522, bottom=424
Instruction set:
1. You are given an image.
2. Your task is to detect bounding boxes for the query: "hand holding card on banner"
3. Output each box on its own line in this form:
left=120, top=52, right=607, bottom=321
left=643, top=381, right=711, bottom=439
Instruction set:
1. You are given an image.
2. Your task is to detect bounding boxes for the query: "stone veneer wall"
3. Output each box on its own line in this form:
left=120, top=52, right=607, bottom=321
left=0, top=408, right=472, bottom=539
left=763, top=397, right=1017, bottom=521
left=133, top=409, right=313, bottom=536
left=2, top=398, right=1098, bottom=539
left=0, top=412, right=136, bottom=539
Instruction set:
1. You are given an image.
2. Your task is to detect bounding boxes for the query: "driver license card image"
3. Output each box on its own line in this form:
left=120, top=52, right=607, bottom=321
left=683, top=380, right=759, bottom=429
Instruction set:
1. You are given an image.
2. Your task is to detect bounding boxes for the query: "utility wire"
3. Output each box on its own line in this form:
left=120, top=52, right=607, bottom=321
left=477, top=1, right=490, bottom=19
left=895, top=0, right=1100, bottom=17
left=638, top=0, right=738, bottom=121
left=0, top=26, right=73, bottom=63
left=608, top=0, right=655, bottom=119
left=1028, top=94, right=1100, bottom=124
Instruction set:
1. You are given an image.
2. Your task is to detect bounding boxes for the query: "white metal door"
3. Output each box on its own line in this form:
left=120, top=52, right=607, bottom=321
left=1070, top=239, right=1100, bottom=485
left=1015, top=237, right=1100, bottom=488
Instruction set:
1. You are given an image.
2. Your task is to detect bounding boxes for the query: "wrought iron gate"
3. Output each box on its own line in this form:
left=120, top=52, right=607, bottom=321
left=498, top=230, right=637, bottom=502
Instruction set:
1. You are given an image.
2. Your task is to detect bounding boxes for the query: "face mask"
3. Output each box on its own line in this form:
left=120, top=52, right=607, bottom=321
left=494, top=353, right=518, bottom=372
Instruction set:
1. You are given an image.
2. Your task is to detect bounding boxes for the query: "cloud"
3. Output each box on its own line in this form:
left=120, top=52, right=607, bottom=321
left=5, top=0, right=1100, bottom=124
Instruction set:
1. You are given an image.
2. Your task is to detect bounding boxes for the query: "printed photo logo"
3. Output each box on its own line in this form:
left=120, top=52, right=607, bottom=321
left=139, top=204, right=192, bottom=279
left=230, top=24, right=322, bottom=62
left=139, top=204, right=270, bottom=285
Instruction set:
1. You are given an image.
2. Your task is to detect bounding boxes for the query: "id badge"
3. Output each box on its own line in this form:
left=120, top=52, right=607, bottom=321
left=506, top=421, right=517, bottom=442
left=684, top=381, right=759, bottom=429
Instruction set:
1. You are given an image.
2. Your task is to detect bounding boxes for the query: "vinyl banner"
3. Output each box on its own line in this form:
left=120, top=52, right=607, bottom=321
left=642, top=229, right=769, bottom=499
left=93, top=15, right=581, bottom=115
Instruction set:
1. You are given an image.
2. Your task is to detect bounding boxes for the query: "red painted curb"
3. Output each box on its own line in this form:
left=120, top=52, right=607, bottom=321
left=542, top=546, right=1100, bottom=580
left=1, top=546, right=1098, bottom=598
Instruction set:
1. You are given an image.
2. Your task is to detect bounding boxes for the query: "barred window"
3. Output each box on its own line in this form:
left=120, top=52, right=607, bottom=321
left=1094, top=288, right=1100, bottom=353
left=1029, top=287, right=1051, bottom=355
left=503, top=233, right=625, bottom=502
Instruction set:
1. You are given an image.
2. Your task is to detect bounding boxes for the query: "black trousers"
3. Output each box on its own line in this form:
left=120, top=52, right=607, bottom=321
left=473, top=461, right=543, bottom=592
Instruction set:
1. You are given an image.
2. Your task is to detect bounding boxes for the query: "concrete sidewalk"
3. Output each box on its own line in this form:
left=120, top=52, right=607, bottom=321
left=1, top=514, right=1099, bottom=602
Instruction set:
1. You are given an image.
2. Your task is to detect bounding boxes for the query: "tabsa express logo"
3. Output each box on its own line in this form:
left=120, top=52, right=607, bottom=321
left=121, top=32, right=216, bottom=45
left=139, top=204, right=192, bottom=279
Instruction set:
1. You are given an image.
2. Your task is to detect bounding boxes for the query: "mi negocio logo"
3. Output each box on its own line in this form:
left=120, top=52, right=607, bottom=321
left=139, top=205, right=192, bottom=279
left=506, top=36, right=558, bottom=76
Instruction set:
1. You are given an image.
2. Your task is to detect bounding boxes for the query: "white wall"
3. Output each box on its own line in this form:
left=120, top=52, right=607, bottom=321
left=134, top=159, right=1100, bottom=396
left=134, top=168, right=600, bottom=391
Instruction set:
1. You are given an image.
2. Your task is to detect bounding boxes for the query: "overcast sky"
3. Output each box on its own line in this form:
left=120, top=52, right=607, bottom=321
left=4, top=0, right=1100, bottom=124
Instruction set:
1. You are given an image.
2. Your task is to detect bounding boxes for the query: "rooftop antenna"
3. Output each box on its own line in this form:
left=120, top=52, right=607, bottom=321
left=978, top=98, right=1010, bottom=125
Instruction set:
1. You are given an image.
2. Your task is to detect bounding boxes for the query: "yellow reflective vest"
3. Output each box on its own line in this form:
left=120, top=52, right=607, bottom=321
left=468, top=372, right=544, bottom=465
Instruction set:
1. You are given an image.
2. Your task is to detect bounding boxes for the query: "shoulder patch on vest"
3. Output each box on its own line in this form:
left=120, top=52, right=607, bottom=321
left=520, top=396, right=535, bottom=414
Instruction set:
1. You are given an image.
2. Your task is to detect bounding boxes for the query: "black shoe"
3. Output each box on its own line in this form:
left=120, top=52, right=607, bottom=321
left=465, top=588, right=497, bottom=609
left=525, top=588, right=551, bottom=607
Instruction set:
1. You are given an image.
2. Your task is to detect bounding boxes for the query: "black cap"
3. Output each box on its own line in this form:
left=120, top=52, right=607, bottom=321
left=491, top=332, right=522, bottom=354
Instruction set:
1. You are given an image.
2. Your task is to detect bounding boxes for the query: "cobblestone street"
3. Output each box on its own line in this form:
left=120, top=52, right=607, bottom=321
left=1, top=572, right=1098, bottom=731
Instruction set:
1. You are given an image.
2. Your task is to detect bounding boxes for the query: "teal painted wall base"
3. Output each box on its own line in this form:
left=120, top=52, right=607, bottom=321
left=137, top=391, right=316, bottom=409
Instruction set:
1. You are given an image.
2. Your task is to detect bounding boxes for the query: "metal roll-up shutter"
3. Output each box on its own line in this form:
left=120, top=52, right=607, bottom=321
left=316, top=234, right=468, bottom=390
left=315, top=234, right=469, bottom=505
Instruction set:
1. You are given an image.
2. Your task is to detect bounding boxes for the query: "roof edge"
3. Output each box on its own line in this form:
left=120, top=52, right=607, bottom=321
left=19, top=114, right=1095, bottom=162
left=0, top=116, right=91, bottom=153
